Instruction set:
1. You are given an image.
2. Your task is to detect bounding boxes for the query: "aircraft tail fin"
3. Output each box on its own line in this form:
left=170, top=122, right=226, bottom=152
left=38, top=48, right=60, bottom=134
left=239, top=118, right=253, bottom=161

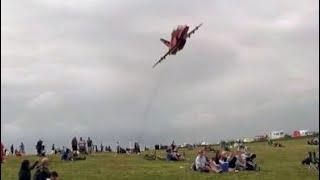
left=160, top=38, right=171, bottom=47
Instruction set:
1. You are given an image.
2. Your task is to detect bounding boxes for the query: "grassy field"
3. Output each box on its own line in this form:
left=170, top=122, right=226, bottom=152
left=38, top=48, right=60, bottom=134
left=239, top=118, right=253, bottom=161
left=1, top=138, right=319, bottom=180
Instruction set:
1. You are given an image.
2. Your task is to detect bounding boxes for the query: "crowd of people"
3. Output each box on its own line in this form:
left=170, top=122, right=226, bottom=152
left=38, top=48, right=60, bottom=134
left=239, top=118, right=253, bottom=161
left=2, top=137, right=319, bottom=179
left=193, top=148, right=260, bottom=173
left=71, top=136, right=110, bottom=155
left=1, top=143, right=26, bottom=157
left=61, top=136, right=113, bottom=161
left=116, top=142, right=141, bottom=154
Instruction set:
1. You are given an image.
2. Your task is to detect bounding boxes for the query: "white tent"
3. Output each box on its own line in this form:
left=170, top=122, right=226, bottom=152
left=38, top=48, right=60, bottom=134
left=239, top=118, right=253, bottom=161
left=201, top=141, right=208, bottom=145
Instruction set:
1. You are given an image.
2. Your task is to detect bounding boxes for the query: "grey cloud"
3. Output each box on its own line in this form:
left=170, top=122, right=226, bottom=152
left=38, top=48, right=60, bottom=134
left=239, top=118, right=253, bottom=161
left=1, top=0, right=318, bottom=153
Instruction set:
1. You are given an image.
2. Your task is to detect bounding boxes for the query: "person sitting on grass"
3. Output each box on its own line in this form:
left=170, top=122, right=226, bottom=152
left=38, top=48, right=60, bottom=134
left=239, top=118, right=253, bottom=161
left=15, top=149, right=22, bottom=157
left=166, top=148, right=174, bottom=160
left=213, top=150, right=221, bottom=165
left=166, top=148, right=184, bottom=161
left=72, top=151, right=86, bottom=161
left=217, top=150, right=259, bottom=172
left=213, top=150, right=236, bottom=172
left=218, top=155, right=230, bottom=173
left=233, top=151, right=247, bottom=171
left=61, top=148, right=86, bottom=161
left=273, top=142, right=284, bottom=147
left=302, top=151, right=319, bottom=170
left=195, top=149, right=211, bottom=172
left=194, top=149, right=222, bottom=173
left=18, top=160, right=39, bottom=180
left=61, top=148, right=73, bottom=161
left=239, top=152, right=259, bottom=171
left=218, top=151, right=239, bottom=173
left=225, top=152, right=239, bottom=172
left=172, top=148, right=185, bottom=161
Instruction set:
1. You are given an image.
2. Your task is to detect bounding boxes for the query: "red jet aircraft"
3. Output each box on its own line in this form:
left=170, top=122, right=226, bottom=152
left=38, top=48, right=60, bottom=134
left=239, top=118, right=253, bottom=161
left=153, top=23, right=203, bottom=68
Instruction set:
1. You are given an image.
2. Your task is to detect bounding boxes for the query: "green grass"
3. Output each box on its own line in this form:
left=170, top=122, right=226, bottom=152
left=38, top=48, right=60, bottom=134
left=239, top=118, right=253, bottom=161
left=1, top=138, right=319, bottom=180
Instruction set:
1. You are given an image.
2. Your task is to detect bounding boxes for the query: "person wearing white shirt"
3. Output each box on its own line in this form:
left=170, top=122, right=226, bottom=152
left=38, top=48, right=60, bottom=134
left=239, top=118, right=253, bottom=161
left=195, top=150, right=210, bottom=172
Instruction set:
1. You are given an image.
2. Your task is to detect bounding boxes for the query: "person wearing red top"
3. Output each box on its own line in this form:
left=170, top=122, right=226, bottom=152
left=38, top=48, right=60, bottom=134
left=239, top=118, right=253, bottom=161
left=1, top=142, right=4, bottom=164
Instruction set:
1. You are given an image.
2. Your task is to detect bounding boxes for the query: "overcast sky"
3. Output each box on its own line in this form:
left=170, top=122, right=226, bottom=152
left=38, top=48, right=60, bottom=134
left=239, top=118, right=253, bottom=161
left=1, top=0, right=319, bottom=153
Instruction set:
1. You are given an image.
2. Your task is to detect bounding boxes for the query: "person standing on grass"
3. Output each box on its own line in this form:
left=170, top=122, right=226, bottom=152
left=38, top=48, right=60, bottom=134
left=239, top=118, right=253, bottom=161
left=100, top=143, right=104, bottom=152
left=20, top=142, right=25, bottom=155
left=51, top=144, right=56, bottom=155
left=36, top=140, right=43, bottom=156
left=87, top=137, right=93, bottom=154
left=10, top=144, right=14, bottom=155
left=78, top=137, right=86, bottom=154
left=71, top=137, right=78, bottom=152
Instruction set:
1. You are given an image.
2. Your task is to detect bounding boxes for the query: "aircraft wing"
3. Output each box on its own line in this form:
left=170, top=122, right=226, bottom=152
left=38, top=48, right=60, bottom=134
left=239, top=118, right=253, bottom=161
left=187, top=23, right=203, bottom=38
left=153, top=46, right=177, bottom=68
